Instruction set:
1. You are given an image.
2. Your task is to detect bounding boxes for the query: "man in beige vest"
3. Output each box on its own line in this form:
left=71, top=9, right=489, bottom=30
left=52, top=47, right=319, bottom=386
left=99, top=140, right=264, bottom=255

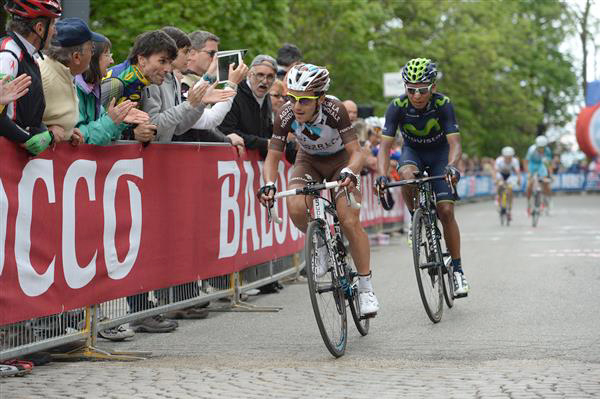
left=40, top=18, right=102, bottom=144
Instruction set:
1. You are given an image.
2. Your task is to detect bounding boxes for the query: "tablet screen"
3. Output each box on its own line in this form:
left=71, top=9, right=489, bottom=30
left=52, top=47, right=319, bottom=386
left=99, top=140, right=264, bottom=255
left=217, top=54, right=240, bottom=83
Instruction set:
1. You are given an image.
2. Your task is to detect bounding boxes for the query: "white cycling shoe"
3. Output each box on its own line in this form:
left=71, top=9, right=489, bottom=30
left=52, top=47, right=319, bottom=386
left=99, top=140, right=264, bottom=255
left=453, top=272, right=470, bottom=297
left=359, top=291, right=379, bottom=317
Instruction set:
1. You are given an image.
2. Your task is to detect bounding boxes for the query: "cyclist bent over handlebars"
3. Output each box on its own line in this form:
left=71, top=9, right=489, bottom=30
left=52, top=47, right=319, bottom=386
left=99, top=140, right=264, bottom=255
left=375, top=58, right=470, bottom=297
left=257, top=64, right=379, bottom=317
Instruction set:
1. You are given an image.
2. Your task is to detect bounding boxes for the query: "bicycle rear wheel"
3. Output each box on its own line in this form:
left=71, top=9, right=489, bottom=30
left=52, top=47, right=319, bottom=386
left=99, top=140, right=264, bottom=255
left=305, top=220, right=347, bottom=357
left=442, top=254, right=454, bottom=308
left=412, top=208, right=444, bottom=323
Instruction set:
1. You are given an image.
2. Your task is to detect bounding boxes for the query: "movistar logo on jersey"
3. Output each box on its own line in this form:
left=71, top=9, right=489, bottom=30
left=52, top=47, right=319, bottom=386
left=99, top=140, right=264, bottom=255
left=435, top=96, right=449, bottom=107
left=393, top=97, right=409, bottom=108
left=402, top=119, right=441, bottom=137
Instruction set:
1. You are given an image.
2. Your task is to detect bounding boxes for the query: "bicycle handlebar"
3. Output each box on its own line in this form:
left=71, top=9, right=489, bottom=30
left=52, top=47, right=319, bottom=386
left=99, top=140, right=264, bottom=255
left=381, top=174, right=456, bottom=195
left=267, top=180, right=361, bottom=224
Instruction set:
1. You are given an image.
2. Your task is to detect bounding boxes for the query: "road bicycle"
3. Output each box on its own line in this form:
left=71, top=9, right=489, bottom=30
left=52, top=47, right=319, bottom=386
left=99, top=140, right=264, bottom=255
left=530, top=175, right=546, bottom=227
left=267, top=180, right=370, bottom=357
left=380, top=171, right=460, bottom=323
left=497, top=174, right=511, bottom=226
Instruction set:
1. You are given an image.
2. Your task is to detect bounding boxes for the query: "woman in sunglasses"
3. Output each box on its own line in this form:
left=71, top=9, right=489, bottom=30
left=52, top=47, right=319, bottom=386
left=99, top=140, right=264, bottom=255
left=258, top=63, right=380, bottom=318
left=375, top=58, right=470, bottom=297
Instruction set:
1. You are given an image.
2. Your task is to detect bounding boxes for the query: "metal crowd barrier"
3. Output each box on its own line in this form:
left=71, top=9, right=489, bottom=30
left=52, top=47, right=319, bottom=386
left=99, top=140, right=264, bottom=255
left=0, top=266, right=293, bottom=361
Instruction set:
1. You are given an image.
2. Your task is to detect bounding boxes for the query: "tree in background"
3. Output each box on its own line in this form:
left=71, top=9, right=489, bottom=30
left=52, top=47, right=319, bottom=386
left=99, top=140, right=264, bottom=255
left=90, top=0, right=290, bottom=65
left=91, top=0, right=580, bottom=158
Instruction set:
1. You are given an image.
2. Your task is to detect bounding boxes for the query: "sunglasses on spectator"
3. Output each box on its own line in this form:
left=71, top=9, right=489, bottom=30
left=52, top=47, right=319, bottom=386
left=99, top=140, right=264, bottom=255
left=285, top=93, right=320, bottom=105
left=270, top=93, right=284, bottom=98
left=200, top=50, right=217, bottom=58
left=252, top=72, right=275, bottom=82
left=406, top=83, right=434, bottom=95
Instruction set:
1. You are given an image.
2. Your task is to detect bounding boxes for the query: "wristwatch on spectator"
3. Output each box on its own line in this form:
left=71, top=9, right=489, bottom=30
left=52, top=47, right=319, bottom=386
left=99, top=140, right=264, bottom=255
left=202, top=74, right=217, bottom=84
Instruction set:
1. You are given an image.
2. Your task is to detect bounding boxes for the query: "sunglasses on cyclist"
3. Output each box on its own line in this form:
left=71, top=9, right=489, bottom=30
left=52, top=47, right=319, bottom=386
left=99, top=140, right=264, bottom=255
left=406, top=83, right=434, bottom=95
left=285, top=93, right=320, bottom=105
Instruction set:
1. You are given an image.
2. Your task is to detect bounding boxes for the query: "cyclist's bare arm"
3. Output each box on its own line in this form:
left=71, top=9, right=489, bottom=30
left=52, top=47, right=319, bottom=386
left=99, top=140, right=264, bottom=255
left=346, top=139, right=364, bottom=173
left=263, top=148, right=283, bottom=184
left=446, top=133, right=462, bottom=167
left=377, top=136, right=395, bottom=177
left=338, top=139, right=364, bottom=189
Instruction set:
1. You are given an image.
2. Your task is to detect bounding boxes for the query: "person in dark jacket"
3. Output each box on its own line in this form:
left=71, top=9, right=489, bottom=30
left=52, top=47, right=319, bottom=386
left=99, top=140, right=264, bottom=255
left=218, top=54, right=276, bottom=159
left=219, top=54, right=296, bottom=163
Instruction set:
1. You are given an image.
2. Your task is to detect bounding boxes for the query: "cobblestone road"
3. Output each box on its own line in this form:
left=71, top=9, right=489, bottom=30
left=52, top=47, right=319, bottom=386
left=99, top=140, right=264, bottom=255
left=2, top=195, right=599, bottom=398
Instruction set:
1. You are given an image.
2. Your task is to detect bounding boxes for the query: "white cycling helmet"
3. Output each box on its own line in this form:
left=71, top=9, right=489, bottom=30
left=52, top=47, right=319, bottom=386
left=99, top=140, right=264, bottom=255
left=287, top=63, right=330, bottom=93
left=501, top=146, right=515, bottom=157
left=535, top=135, right=548, bottom=148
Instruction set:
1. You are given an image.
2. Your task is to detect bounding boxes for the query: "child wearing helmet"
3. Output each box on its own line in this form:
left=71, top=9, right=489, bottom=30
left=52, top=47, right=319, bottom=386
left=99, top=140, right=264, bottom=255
left=258, top=63, right=380, bottom=317
left=376, top=57, right=470, bottom=297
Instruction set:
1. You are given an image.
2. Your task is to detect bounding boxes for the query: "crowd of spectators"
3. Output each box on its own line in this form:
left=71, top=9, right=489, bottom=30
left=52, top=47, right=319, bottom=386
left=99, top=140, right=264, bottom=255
left=0, top=2, right=311, bottom=340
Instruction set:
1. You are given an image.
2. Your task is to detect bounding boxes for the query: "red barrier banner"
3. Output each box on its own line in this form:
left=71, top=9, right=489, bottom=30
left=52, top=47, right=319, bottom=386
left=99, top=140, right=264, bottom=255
left=0, top=139, right=403, bottom=324
left=358, top=173, right=404, bottom=227
left=0, top=139, right=306, bottom=324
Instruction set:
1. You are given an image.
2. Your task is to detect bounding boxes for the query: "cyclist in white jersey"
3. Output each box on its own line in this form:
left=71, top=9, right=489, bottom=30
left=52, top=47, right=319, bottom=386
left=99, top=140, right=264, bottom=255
left=493, top=146, right=521, bottom=221
left=258, top=64, right=379, bottom=317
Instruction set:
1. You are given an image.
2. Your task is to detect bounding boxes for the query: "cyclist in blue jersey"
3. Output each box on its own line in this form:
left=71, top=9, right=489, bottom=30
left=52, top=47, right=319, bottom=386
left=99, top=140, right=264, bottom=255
left=375, top=58, right=469, bottom=297
left=525, top=135, right=553, bottom=215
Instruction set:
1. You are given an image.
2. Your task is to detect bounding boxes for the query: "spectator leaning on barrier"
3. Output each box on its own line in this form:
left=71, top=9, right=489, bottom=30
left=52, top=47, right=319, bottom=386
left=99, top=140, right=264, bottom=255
left=0, top=0, right=62, bottom=155
left=174, top=30, right=246, bottom=146
left=144, top=27, right=244, bottom=146
left=75, top=34, right=151, bottom=145
left=218, top=54, right=279, bottom=160
left=102, top=30, right=177, bottom=142
left=39, top=17, right=101, bottom=145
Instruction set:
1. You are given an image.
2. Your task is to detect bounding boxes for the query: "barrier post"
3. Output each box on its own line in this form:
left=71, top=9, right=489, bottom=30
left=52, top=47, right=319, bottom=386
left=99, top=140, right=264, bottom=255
left=49, top=305, right=149, bottom=361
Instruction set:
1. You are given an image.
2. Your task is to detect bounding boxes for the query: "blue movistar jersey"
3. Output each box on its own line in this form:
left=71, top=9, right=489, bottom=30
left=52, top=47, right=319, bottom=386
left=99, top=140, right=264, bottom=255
left=382, top=92, right=459, bottom=149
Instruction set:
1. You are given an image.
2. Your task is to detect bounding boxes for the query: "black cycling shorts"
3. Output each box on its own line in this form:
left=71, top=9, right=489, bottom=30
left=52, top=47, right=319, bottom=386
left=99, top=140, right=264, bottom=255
left=398, top=145, right=455, bottom=202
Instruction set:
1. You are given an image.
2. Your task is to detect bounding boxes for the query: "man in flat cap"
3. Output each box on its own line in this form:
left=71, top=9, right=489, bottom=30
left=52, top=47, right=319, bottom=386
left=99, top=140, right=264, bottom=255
left=39, top=17, right=102, bottom=143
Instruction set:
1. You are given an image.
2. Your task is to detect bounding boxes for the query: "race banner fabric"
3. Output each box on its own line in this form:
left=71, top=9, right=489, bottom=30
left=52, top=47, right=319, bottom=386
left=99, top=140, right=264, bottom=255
left=0, top=140, right=304, bottom=324
left=0, top=139, right=403, bottom=324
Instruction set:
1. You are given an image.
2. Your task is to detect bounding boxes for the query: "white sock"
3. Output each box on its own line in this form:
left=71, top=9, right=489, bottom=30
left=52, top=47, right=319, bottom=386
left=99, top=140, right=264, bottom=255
left=358, top=273, right=373, bottom=292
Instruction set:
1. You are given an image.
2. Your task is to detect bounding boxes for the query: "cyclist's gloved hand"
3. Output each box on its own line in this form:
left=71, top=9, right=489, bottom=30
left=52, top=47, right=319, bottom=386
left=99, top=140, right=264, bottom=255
left=24, top=130, right=53, bottom=155
left=375, top=175, right=390, bottom=193
left=445, top=165, right=461, bottom=184
left=339, top=167, right=360, bottom=191
left=374, top=176, right=394, bottom=210
left=257, top=182, right=276, bottom=208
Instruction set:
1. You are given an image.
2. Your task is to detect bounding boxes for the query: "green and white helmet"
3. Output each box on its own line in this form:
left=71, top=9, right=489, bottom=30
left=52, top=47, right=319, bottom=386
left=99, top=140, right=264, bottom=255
left=401, top=58, right=438, bottom=84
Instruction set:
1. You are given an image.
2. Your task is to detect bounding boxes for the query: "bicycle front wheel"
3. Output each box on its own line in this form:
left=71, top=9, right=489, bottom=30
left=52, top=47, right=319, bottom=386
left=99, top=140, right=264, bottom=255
left=346, top=259, right=369, bottom=336
left=532, top=191, right=541, bottom=227
left=305, top=220, right=347, bottom=357
left=412, top=208, right=444, bottom=323
left=442, top=254, right=454, bottom=308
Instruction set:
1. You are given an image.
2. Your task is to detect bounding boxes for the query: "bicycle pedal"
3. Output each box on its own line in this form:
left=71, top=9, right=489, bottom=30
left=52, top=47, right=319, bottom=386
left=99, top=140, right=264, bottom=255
left=453, top=292, right=468, bottom=299
left=361, top=312, right=377, bottom=319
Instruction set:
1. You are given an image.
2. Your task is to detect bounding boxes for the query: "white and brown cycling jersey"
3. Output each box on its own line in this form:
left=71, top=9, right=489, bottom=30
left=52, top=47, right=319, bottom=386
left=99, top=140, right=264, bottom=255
left=269, top=97, right=357, bottom=156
